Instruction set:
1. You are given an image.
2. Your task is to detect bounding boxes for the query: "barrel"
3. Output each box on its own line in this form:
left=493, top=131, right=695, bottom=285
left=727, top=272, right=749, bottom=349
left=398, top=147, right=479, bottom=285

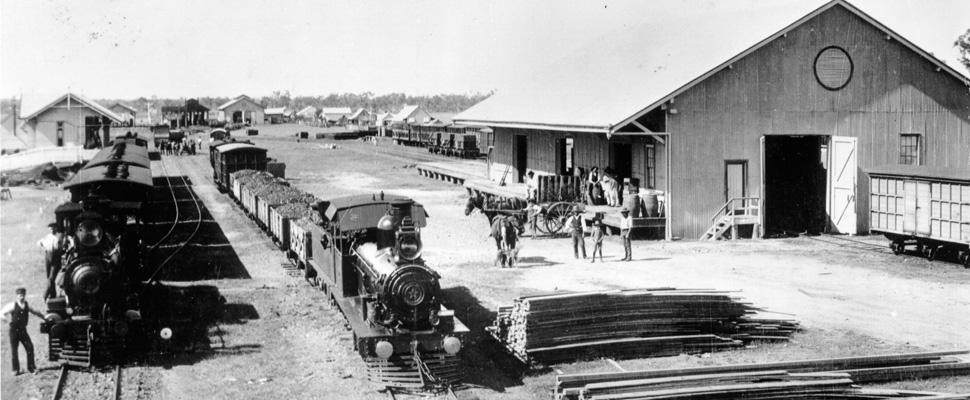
left=642, top=194, right=659, bottom=217
left=623, top=193, right=642, bottom=218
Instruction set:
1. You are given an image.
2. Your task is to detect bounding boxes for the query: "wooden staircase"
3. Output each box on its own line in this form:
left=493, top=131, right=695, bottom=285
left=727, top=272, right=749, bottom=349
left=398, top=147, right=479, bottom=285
left=701, top=197, right=761, bottom=240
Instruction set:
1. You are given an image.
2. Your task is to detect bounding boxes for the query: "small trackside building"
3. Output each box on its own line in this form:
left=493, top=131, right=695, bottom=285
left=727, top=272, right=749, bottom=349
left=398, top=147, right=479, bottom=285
left=454, top=0, right=970, bottom=240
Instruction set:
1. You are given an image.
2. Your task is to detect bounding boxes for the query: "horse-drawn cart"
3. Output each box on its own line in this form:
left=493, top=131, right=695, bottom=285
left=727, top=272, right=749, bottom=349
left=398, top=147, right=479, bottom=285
left=466, top=175, right=589, bottom=235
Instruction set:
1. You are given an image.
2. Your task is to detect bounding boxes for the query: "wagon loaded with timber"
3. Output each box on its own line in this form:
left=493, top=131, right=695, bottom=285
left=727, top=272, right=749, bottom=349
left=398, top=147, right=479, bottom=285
left=869, top=165, right=970, bottom=268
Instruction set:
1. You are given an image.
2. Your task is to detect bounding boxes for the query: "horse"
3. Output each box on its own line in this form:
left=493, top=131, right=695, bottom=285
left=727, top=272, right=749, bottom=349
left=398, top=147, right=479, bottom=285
left=465, top=194, right=527, bottom=225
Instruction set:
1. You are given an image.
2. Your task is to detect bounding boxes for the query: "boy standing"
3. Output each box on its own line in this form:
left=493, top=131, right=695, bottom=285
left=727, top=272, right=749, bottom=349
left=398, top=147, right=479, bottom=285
left=590, top=217, right=608, bottom=263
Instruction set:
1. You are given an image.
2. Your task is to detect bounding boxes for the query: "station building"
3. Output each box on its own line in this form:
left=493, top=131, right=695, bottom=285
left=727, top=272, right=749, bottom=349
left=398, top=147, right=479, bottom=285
left=454, top=0, right=970, bottom=240
left=17, top=92, right=123, bottom=149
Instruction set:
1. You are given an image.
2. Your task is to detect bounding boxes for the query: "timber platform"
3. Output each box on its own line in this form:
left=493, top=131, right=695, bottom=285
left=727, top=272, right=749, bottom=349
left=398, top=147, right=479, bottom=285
left=415, top=160, right=667, bottom=237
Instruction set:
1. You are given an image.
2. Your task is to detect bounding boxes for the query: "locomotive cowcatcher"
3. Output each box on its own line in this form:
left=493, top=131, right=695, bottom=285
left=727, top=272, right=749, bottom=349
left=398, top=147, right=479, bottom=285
left=40, top=192, right=157, bottom=367
left=304, top=193, right=469, bottom=389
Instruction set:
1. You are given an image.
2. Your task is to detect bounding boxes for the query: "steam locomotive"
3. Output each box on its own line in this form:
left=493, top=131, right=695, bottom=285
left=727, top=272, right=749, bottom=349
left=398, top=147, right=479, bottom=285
left=308, top=195, right=468, bottom=388
left=40, top=139, right=169, bottom=367
left=226, top=169, right=469, bottom=389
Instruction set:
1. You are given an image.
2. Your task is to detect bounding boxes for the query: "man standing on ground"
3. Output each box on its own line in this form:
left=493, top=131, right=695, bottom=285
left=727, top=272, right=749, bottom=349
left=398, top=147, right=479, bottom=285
left=38, top=223, right=65, bottom=299
left=619, top=208, right=633, bottom=261
left=1, top=288, right=46, bottom=375
left=564, top=207, right=587, bottom=259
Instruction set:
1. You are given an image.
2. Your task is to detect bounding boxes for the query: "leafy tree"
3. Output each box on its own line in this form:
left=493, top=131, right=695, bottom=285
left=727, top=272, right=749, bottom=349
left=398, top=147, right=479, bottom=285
left=956, top=28, right=970, bottom=73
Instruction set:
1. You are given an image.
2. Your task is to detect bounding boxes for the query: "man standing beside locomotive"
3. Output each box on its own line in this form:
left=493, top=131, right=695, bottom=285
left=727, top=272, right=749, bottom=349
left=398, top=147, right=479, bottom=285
left=1, top=288, right=46, bottom=375
left=38, top=223, right=66, bottom=299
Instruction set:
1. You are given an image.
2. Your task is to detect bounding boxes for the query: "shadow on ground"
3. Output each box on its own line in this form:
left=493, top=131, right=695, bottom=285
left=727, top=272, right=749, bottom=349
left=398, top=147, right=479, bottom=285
left=442, top=286, right=527, bottom=393
left=144, top=176, right=250, bottom=280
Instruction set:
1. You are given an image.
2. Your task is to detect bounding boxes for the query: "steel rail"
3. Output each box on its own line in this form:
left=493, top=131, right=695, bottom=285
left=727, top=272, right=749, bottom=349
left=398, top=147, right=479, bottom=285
left=144, top=155, right=204, bottom=285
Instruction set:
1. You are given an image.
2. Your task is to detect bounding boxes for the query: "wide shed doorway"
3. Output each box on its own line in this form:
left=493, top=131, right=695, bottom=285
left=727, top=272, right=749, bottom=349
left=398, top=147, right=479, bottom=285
left=763, top=136, right=828, bottom=235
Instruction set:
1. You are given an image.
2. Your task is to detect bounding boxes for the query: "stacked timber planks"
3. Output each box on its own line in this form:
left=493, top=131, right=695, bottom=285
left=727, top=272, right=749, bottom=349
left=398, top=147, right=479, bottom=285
left=555, top=350, right=970, bottom=400
left=487, top=288, right=798, bottom=364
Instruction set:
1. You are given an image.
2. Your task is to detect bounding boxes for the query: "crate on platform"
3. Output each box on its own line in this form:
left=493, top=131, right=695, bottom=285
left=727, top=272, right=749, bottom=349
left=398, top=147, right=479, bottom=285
left=247, top=129, right=259, bottom=136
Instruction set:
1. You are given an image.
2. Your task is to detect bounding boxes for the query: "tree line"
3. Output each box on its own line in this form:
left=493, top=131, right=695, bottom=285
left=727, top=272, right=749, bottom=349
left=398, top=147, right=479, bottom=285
left=91, top=91, right=493, bottom=115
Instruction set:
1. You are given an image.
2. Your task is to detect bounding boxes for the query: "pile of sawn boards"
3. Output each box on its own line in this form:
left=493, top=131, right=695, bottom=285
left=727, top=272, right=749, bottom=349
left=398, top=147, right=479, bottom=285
left=487, top=288, right=799, bottom=364
left=555, top=350, right=970, bottom=400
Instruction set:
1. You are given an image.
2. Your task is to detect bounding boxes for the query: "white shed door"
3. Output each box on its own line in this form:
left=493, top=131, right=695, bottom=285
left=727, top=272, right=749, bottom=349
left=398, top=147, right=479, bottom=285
left=829, top=137, right=857, bottom=234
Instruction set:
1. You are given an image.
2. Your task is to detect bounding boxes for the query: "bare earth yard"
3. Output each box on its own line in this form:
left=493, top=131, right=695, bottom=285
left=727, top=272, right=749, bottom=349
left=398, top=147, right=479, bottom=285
left=2, top=123, right=968, bottom=399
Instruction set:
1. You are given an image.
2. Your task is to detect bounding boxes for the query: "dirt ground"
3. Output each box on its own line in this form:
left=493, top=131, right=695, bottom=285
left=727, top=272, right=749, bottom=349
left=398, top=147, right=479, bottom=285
left=2, top=123, right=968, bottom=399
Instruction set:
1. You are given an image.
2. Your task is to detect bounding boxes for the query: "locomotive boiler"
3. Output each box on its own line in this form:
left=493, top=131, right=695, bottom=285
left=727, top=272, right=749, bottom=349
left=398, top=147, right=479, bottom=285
left=304, top=194, right=469, bottom=389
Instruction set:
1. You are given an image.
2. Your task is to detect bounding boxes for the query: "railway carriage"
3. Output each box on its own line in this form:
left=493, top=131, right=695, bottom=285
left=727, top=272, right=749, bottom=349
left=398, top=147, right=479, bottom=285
left=869, top=165, right=970, bottom=268
left=211, top=141, right=267, bottom=192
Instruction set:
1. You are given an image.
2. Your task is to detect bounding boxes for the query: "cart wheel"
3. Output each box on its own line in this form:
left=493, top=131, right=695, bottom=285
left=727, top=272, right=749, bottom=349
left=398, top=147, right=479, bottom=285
left=890, top=241, right=903, bottom=255
left=543, top=203, right=571, bottom=234
left=926, top=246, right=938, bottom=262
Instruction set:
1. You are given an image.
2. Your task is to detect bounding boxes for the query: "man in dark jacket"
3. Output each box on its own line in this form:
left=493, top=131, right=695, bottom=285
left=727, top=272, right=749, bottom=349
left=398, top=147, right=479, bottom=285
left=1, top=288, right=46, bottom=375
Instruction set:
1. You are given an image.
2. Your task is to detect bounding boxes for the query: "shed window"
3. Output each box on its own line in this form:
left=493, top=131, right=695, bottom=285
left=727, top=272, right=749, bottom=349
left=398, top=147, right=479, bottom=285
left=899, top=134, right=920, bottom=165
left=645, top=144, right=656, bottom=189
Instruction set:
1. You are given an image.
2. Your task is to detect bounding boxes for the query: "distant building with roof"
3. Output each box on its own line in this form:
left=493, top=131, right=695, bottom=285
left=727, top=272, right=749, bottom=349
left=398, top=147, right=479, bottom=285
left=391, top=105, right=432, bottom=125
left=16, top=92, right=123, bottom=149
left=264, top=107, right=289, bottom=124
left=321, top=107, right=353, bottom=126
left=218, top=95, right=264, bottom=125
left=109, top=103, right=137, bottom=127
left=455, top=0, right=970, bottom=240
left=348, top=108, right=373, bottom=127
left=296, top=106, right=318, bottom=122
left=162, top=99, right=210, bottom=127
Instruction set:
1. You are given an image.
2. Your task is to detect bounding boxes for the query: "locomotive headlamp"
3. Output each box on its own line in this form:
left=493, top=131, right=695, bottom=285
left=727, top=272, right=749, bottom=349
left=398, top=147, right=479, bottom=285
left=397, top=234, right=422, bottom=261
left=375, top=341, right=394, bottom=359
left=443, top=337, right=461, bottom=355
left=77, top=220, right=103, bottom=247
left=159, top=327, right=173, bottom=340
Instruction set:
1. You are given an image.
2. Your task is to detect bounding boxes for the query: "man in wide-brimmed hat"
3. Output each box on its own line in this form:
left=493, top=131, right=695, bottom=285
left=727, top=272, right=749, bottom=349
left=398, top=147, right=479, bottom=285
left=563, top=206, right=587, bottom=259
left=619, top=208, right=633, bottom=261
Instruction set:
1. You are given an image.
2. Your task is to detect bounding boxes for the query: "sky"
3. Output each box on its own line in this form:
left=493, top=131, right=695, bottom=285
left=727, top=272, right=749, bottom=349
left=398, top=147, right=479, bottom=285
left=0, top=0, right=967, bottom=100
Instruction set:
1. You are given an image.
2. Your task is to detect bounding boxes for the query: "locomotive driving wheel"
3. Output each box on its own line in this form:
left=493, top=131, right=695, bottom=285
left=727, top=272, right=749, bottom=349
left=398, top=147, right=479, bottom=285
left=541, top=202, right=571, bottom=234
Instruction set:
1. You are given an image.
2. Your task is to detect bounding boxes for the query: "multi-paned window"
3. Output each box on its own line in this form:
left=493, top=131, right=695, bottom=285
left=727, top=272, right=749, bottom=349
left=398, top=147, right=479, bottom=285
left=645, top=144, right=656, bottom=189
left=899, top=134, right=920, bottom=165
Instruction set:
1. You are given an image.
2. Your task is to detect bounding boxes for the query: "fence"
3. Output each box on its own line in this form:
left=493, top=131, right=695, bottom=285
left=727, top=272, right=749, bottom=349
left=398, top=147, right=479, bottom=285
left=0, top=146, right=99, bottom=172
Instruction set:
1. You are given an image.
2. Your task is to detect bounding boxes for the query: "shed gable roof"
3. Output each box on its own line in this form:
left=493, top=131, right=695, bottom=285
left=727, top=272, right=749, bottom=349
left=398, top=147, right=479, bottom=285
left=454, top=0, right=970, bottom=134
left=20, top=92, right=123, bottom=123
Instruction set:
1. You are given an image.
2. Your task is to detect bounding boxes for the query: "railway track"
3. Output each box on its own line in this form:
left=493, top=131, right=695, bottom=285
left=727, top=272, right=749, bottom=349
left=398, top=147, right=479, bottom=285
left=51, top=365, right=123, bottom=400
left=144, top=154, right=205, bottom=283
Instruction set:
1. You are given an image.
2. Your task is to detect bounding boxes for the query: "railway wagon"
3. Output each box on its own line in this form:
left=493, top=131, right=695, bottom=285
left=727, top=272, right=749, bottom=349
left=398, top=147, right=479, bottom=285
left=303, top=194, right=469, bottom=388
left=211, top=140, right=266, bottom=192
left=288, top=218, right=314, bottom=271
left=453, top=133, right=478, bottom=159
left=869, top=165, right=970, bottom=268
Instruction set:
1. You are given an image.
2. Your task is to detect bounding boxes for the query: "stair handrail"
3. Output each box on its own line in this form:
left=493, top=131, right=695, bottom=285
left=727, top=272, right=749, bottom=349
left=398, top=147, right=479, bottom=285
left=710, top=197, right=761, bottom=223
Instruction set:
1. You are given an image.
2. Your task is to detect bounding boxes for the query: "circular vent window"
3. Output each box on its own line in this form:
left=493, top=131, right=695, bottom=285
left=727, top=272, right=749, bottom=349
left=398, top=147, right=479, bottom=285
left=814, top=46, right=853, bottom=90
